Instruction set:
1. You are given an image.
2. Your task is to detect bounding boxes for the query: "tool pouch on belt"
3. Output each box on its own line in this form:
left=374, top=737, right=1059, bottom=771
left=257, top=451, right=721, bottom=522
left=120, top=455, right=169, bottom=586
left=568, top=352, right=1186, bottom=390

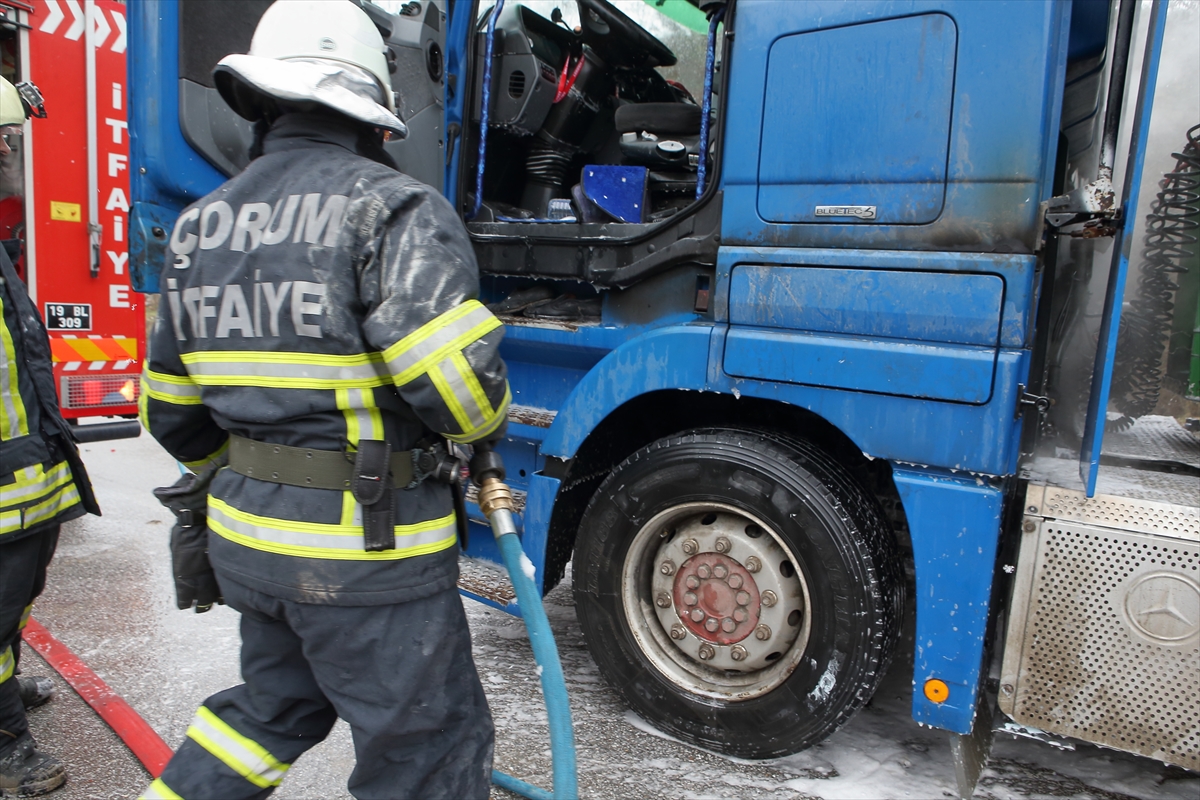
left=352, top=440, right=395, bottom=551
left=152, top=465, right=224, bottom=613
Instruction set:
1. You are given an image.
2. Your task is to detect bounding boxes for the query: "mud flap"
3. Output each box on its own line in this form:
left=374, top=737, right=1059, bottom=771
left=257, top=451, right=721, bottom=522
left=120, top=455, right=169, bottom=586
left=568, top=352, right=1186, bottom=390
left=950, top=690, right=995, bottom=800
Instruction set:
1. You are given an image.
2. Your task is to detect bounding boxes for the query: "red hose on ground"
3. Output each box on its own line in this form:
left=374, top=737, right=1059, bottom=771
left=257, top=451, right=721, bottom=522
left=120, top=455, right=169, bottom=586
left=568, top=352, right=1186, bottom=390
left=22, top=618, right=173, bottom=778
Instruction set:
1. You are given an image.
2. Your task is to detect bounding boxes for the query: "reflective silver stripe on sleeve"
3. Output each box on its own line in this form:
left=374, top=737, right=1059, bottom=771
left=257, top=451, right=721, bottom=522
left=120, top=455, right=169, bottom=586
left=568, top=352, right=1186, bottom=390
left=384, top=301, right=501, bottom=385
left=206, top=497, right=456, bottom=560
left=142, top=370, right=203, bottom=403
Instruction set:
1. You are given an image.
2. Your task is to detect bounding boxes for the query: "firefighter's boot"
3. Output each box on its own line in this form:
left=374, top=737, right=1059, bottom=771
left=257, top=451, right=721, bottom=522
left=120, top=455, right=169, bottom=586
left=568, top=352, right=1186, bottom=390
left=16, top=678, right=54, bottom=711
left=0, top=732, right=65, bottom=798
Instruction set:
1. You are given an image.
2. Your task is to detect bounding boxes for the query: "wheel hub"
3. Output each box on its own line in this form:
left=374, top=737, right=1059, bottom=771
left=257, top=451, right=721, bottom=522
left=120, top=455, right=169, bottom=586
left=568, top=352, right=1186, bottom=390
left=640, top=504, right=809, bottom=682
left=673, top=553, right=760, bottom=644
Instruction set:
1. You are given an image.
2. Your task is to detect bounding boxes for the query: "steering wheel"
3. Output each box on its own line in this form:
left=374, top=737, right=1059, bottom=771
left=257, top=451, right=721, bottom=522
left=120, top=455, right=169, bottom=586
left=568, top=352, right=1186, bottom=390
left=577, top=0, right=677, bottom=69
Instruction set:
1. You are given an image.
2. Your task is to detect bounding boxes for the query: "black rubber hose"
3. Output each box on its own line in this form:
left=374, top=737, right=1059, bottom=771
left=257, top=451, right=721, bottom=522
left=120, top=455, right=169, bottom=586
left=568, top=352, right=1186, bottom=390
left=1110, top=124, right=1200, bottom=426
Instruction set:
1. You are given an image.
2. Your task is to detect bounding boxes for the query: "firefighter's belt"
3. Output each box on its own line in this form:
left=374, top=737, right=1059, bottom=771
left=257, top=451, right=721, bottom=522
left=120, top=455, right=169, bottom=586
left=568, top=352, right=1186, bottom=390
left=227, top=435, right=426, bottom=492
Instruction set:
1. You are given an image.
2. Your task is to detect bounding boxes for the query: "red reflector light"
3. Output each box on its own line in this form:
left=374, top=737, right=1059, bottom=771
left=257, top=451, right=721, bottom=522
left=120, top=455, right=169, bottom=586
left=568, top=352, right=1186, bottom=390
left=61, top=374, right=141, bottom=409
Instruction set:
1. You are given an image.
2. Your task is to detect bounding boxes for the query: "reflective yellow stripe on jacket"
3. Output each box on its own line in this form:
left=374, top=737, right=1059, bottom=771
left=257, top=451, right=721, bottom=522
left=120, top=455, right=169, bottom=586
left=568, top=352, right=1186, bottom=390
left=207, top=496, right=457, bottom=561
left=0, top=296, right=31, bottom=441
left=0, top=461, right=81, bottom=536
left=187, top=706, right=290, bottom=788
left=179, top=351, right=391, bottom=390
left=383, top=300, right=508, bottom=443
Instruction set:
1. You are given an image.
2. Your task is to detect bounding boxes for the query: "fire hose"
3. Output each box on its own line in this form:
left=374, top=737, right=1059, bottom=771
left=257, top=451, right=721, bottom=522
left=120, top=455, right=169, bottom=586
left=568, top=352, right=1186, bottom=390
left=471, top=442, right=579, bottom=800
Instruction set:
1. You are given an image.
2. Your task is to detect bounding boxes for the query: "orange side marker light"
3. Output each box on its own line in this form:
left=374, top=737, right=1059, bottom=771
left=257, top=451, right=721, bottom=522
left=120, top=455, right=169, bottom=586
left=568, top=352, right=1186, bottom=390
left=924, top=678, right=950, bottom=703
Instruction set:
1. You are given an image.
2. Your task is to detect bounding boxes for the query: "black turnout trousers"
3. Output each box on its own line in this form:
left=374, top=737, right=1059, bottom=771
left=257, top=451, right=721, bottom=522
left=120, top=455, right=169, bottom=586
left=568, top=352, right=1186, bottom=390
left=155, top=573, right=494, bottom=800
left=0, top=525, right=59, bottom=755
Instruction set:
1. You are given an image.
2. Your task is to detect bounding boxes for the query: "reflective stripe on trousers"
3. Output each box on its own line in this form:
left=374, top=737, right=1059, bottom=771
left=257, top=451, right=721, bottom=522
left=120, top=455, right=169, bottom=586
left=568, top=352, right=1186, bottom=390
left=186, top=706, right=290, bottom=788
left=0, top=645, right=13, bottom=684
left=206, top=496, right=457, bottom=561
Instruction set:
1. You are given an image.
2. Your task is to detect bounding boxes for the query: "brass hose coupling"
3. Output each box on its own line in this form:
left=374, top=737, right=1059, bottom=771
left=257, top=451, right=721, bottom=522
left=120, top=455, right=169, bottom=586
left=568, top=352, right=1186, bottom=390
left=477, top=476, right=515, bottom=517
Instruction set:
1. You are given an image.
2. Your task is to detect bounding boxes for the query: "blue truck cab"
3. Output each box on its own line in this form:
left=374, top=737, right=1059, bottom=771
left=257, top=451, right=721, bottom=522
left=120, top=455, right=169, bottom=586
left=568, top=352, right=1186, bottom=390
left=128, top=0, right=1198, bottom=783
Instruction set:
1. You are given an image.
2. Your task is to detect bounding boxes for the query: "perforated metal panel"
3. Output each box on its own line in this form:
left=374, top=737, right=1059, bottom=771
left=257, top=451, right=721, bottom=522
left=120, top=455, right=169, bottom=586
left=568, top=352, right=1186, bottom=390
left=1001, top=486, right=1200, bottom=769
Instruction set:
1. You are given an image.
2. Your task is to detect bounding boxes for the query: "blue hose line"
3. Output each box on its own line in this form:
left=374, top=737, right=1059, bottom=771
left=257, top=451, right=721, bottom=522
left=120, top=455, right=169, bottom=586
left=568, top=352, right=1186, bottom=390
left=491, top=770, right=555, bottom=800
left=468, top=0, right=505, bottom=221
left=489, top=506, right=578, bottom=800
left=695, top=7, right=725, bottom=199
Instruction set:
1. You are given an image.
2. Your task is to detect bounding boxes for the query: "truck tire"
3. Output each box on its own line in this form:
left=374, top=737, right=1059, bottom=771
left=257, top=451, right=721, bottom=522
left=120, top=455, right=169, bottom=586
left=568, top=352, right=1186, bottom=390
left=573, top=428, right=903, bottom=758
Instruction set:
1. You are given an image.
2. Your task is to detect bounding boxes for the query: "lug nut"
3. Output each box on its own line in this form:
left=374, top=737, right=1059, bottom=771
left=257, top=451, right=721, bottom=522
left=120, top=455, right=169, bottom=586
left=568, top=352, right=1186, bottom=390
left=761, top=590, right=777, bottom=607
left=690, top=608, right=705, bottom=622
left=730, top=645, right=748, bottom=662
left=670, top=625, right=686, bottom=640
left=713, top=564, right=728, bottom=579
left=697, top=564, right=711, bottom=579
left=698, top=643, right=715, bottom=660
left=704, top=617, right=719, bottom=632
left=721, top=618, right=736, bottom=633
left=660, top=560, right=676, bottom=576
left=656, top=592, right=672, bottom=608
left=736, top=591, right=751, bottom=606
left=745, top=556, right=762, bottom=573
left=681, top=538, right=699, bottom=555
left=684, top=592, right=697, bottom=606
left=685, top=575, right=700, bottom=590
left=714, top=536, right=731, bottom=553
left=728, top=574, right=743, bottom=589
left=733, top=608, right=748, bottom=622
left=755, top=624, right=771, bottom=640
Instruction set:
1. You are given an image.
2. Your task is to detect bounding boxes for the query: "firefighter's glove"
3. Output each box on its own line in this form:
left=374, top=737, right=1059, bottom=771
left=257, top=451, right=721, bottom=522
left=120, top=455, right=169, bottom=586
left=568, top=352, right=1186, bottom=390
left=152, top=468, right=224, bottom=613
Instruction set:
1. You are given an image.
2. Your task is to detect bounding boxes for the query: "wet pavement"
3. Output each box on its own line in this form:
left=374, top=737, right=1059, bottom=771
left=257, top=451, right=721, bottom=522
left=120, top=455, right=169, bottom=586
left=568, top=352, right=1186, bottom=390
left=18, top=434, right=1200, bottom=799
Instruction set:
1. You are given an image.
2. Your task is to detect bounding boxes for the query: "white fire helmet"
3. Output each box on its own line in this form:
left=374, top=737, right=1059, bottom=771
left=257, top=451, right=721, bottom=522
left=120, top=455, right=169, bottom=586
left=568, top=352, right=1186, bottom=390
left=213, top=0, right=407, bottom=137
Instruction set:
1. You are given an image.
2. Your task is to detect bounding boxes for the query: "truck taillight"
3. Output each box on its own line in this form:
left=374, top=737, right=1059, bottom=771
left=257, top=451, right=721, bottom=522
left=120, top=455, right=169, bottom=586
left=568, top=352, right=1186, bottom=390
left=61, top=375, right=139, bottom=409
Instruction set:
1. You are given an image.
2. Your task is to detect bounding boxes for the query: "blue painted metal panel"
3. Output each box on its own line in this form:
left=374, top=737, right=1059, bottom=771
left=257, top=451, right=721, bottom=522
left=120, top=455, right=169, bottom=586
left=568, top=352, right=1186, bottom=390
left=893, top=467, right=1005, bottom=734
left=128, top=201, right=178, bottom=294
left=724, top=329, right=997, bottom=403
left=1080, top=1, right=1168, bottom=495
left=759, top=14, right=957, bottom=224
left=721, top=0, right=1071, bottom=251
left=717, top=247, right=1036, bottom=349
left=128, top=0, right=226, bottom=207
left=537, top=323, right=1028, bottom=477
left=729, top=266, right=1004, bottom=346
left=443, top=0, right=475, bottom=209
left=128, top=0, right=229, bottom=291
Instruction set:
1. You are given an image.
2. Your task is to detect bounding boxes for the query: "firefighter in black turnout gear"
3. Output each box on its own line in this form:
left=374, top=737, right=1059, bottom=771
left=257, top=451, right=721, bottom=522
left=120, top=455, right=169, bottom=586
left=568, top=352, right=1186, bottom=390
left=138, top=3, right=507, bottom=798
left=1, top=77, right=99, bottom=798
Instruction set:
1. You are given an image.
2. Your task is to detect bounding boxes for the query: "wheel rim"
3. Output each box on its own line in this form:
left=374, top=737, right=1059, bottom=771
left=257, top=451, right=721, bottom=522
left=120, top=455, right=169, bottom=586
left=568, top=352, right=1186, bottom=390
left=621, top=502, right=812, bottom=701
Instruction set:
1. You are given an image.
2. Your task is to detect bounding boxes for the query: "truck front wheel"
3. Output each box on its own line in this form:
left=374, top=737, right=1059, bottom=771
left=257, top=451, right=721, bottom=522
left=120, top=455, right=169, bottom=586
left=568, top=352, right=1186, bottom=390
left=573, top=428, right=903, bottom=757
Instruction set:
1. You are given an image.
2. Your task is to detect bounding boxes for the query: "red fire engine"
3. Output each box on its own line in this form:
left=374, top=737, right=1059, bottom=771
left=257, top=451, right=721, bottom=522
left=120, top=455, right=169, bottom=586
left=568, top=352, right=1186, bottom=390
left=2, top=0, right=141, bottom=439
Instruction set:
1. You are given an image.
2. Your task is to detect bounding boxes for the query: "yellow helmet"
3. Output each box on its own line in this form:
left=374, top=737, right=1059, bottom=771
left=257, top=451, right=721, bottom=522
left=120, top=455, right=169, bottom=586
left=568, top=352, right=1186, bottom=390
left=0, top=78, right=23, bottom=127
left=0, top=77, right=45, bottom=127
